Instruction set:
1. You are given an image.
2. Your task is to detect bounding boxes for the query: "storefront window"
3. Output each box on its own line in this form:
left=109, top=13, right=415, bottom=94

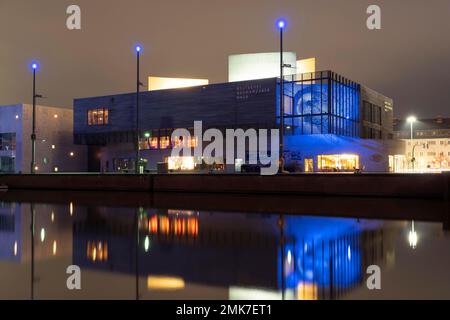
left=304, top=158, right=313, bottom=172
left=317, top=154, right=359, bottom=172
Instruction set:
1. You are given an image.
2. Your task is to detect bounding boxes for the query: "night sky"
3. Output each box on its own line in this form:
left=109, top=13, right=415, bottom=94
left=1, top=0, right=449, bottom=119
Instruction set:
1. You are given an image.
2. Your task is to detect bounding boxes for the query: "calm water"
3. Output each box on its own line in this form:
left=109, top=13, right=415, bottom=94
left=0, top=191, right=449, bottom=300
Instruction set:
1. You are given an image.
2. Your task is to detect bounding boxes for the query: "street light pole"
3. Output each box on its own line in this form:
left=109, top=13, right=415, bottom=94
left=135, top=45, right=141, bottom=174
left=407, top=116, right=417, bottom=171
left=277, top=19, right=286, bottom=173
left=30, top=63, right=38, bottom=174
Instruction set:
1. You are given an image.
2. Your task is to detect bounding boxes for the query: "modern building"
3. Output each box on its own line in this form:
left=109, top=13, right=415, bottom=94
left=0, top=104, right=87, bottom=173
left=394, top=116, right=450, bottom=171
left=73, top=53, right=400, bottom=173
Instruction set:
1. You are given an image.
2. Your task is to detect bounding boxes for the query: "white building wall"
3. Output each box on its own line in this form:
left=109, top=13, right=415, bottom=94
left=0, top=104, right=87, bottom=173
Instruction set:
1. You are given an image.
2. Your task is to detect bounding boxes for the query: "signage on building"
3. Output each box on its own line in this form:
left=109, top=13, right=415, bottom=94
left=236, top=83, right=270, bottom=101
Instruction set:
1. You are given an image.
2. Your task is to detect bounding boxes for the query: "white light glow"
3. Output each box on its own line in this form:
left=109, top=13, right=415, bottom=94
left=407, top=116, right=417, bottom=124
left=409, top=221, right=418, bottom=249
left=144, top=236, right=150, bottom=252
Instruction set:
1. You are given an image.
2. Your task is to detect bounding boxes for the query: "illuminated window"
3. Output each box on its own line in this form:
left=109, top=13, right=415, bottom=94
left=159, top=136, right=170, bottom=149
left=88, top=108, right=109, bottom=126
left=317, top=154, right=359, bottom=172
left=172, top=136, right=198, bottom=148
left=304, top=158, right=313, bottom=172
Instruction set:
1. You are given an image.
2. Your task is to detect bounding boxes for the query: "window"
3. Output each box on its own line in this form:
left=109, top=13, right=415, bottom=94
left=149, top=137, right=158, bottom=149
left=427, top=152, right=436, bottom=156
left=88, top=108, right=109, bottom=126
left=0, top=133, right=16, bottom=151
left=304, top=158, right=313, bottom=172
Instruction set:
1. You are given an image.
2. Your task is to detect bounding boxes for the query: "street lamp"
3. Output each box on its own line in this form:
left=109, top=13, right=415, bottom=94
left=277, top=19, right=286, bottom=173
left=135, top=45, right=142, bottom=174
left=30, top=62, right=41, bottom=174
left=407, top=116, right=417, bottom=170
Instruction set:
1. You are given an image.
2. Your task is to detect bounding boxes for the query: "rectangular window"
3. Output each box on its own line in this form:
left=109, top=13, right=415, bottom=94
left=317, top=154, right=359, bottom=172
left=0, top=133, right=16, bottom=151
left=159, top=136, right=170, bottom=149
left=88, top=108, right=109, bottom=126
left=150, top=137, right=158, bottom=150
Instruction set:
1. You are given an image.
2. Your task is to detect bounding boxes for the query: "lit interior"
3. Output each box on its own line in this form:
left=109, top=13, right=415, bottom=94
left=148, top=77, right=209, bottom=91
left=296, top=57, right=316, bottom=74
left=318, top=154, right=359, bottom=171
left=168, top=156, right=195, bottom=171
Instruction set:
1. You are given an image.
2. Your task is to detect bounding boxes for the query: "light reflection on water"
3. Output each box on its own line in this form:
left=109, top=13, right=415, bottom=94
left=0, top=195, right=449, bottom=300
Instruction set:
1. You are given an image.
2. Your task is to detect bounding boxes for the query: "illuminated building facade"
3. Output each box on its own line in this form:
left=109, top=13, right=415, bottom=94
left=394, top=117, right=450, bottom=171
left=73, top=54, right=398, bottom=173
left=0, top=104, right=87, bottom=173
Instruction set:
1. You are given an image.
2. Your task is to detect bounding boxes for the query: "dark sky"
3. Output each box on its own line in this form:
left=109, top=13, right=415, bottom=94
left=1, top=0, right=449, bottom=118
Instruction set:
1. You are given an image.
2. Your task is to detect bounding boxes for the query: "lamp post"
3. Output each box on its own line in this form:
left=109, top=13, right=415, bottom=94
left=277, top=19, right=286, bottom=173
left=407, top=116, right=417, bottom=171
left=135, top=45, right=142, bottom=174
left=30, top=62, right=39, bottom=174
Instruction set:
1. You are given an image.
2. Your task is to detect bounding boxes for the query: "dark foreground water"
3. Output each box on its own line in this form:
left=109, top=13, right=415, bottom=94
left=0, top=191, right=449, bottom=300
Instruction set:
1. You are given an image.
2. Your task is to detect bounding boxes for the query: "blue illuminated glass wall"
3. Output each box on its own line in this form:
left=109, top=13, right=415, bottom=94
left=277, top=71, right=360, bottom=137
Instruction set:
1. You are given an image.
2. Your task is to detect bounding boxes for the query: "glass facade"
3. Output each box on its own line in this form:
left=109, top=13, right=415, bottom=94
left=0, top=133, right=16, bottom=151
left=278, top=71, right=360, bottom=138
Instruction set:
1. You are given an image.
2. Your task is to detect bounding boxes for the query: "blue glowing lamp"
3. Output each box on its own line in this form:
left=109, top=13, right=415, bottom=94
left=135, top=45, right=142, bottom=53
left=31, top=62, right=39, bottom=71
left=277, top=19, right=286, bottom=30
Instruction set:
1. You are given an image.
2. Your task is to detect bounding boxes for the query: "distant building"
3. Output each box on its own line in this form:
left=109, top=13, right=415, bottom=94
left=394, top=116, right=450, bottom=171
left=0, top=104, right=86, bottom=173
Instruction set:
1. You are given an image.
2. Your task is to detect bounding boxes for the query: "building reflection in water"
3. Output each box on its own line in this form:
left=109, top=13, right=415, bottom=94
left=0, top=200, right=395, bottom=300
